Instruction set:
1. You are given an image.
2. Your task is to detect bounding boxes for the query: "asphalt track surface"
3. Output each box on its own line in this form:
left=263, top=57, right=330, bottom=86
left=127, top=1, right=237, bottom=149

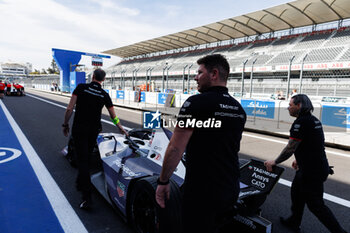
left=2, top=89, right=350, bottom=233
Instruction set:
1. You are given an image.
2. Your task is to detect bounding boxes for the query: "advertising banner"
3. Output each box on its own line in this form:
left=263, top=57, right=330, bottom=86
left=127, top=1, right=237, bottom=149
left=116, top=90, right=125, bottom=99
left=158, top=93, right=168, bottom=105
left=140, top=92, right=146, bottom=102
left=241, top=99, right=275, bottom=119
left=321, top=105, right=350, bottom=128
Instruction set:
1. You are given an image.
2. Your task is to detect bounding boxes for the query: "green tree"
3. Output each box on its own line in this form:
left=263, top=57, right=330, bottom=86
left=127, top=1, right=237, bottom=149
left=47, top=59, right=59, bottom=74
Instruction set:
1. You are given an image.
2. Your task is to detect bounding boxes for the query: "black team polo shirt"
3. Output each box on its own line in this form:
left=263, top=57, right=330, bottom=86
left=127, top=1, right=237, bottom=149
left=72, top=82, right=113, bottom=133
left=177, top=86, right=246, bottom=204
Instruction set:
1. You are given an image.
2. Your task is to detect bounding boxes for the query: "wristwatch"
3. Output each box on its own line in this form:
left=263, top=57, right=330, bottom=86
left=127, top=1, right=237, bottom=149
left=157, top=177, right=170, bottom=185
left=62, top=124, right=69, bottom=127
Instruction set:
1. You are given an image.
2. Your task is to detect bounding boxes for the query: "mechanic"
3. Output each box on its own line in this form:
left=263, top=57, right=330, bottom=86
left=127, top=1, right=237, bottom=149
left=6, top=82, right=11, bottom=96
left=264, top=94, right=347, bottom=233
left=62, top=68, right=128, bottom=209
left=156, top=54, right=246, bottom=233
left=0, top=80, right=5, bottom=99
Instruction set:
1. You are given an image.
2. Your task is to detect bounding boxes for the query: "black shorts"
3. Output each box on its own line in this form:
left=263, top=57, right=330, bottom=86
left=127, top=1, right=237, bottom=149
left=0, top=90, right=4, bottom=94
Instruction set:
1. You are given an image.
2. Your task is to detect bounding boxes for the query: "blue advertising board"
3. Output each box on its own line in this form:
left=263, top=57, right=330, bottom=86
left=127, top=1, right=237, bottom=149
left=158, top=93, right=168, bottom=104
left=116, top=90, right=125, bottom=99
left=140, top=92, right=146, bottom=102
left=321, top=105, right=350, bottom=128
left=241, top=99, right=275, bottom=119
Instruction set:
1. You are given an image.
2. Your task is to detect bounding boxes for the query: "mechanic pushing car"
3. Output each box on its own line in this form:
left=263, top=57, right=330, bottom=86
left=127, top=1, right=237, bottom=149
left=264, top=94, right=347, bottom=233
left=0, top=80, right=5, bottom=99
left=156, top=54, right=246, bottom=233
left=62, top=68, right=128, bottom=209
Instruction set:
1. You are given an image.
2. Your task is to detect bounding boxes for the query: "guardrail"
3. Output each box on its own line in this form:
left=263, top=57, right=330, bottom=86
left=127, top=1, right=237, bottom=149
left=30, top=84, right=350, bottom=130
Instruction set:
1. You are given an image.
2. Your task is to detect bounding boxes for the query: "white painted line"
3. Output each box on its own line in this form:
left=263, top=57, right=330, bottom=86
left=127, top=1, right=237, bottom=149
left=0, top=100, right=88, bottom=233
left=27, top=93, right=132, bottom=131
left=25, top=94, right=350, bottom=209
left=27, top=93, right=69, bottom=109
left=243, top=132, right=350, bottom=158
left=278, top=178, right=350, bottom=208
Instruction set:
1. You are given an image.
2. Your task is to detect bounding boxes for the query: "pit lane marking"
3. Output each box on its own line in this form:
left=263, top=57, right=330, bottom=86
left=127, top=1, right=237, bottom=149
left=243, top=133, right=350, bottom=158
left=0, top=147, right=22, bottom=164
left=27, top=93, right=136, bottom=129
left=0, top=100, right=88, bottom=233
left=26, top=94, right=350, bottom=209
left=278, top=178, right=350, bottom=208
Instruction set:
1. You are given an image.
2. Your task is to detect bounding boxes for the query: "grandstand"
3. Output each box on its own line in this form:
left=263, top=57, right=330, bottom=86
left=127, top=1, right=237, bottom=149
left=99, top=0, right=350, bottom=98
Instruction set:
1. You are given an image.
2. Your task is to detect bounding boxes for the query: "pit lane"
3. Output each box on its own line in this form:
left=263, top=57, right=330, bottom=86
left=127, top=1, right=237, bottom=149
left=1, top=89, right=349, bottom=233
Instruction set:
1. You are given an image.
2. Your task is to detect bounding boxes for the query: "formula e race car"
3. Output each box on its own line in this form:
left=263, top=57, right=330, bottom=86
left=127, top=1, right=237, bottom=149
left=5, top=83, right=25, bottom=96
left=62, top=128, right=284, bottom=233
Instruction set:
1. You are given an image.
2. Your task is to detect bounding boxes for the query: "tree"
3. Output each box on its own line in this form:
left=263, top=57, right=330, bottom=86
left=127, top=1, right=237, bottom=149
left=47, top=59, right=59, bottom=74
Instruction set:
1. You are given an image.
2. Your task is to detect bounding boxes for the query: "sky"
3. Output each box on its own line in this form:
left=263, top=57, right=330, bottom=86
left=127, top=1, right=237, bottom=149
left=0, top=0, right=291, bottom=70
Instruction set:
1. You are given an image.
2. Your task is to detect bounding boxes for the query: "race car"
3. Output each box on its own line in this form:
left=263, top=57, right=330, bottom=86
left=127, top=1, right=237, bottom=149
left=62, top=128, right=284, bottom=233
left=5, top=83, right=25, bottom=96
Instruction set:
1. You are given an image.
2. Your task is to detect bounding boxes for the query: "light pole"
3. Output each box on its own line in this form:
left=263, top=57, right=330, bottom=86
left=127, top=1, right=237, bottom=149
left=249, top=58, right=257, bottom=98
left=132, top=69, right=135, bottom=90
left=182, top=64, right=188, bottom=93
left=149, top=67, right=154, bottom=91
left=299, top=54, right=308, bottom=94
left=123, top=70, right=126, bottom=90
left=241, top=59, right=248, bottom=97
left=166, top=65, right=172, bottom=91
left=286, top=55, right=295, bottom=99
left=146, top=67, right=151, bottom=90
left=120, top=70, right=125, bottom=90
left=188, top=64, right=193, bottom=92
left=134, top=68, right=139, bottom=89
left=162, top=63, right=168, bottom=92
left=113, top=68, right=117, bottom=89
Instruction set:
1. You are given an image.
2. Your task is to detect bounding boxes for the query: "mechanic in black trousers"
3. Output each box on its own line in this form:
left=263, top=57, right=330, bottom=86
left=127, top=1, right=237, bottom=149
left=156, top=54, right=246, bottom=233
left=62, top=68, right=128, bottom=209
left=265, top=94, right=347, bottom=233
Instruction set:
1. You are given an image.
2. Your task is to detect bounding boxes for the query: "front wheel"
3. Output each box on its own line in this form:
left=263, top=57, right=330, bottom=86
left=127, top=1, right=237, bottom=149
left=128, top=176, right=182, bottom=233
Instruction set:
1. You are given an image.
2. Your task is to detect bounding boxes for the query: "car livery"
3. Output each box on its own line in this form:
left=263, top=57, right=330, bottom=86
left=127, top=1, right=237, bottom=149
left=63, top=128, right=284, bottom=233
left=5, top=83, right=25, bottom=96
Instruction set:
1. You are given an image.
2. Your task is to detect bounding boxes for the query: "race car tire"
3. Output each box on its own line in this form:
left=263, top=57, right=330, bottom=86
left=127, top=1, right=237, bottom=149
left=239, top=194, right=267, bottom=216
left=128, top=176, right=182, bottom=233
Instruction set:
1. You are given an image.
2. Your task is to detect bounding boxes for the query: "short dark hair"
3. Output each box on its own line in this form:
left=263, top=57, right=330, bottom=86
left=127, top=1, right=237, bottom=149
left=197, top=54, right=230, bottom=81
left=291, top=94, right=314, bottom=115
left=93, top=68, right=106, bottom=81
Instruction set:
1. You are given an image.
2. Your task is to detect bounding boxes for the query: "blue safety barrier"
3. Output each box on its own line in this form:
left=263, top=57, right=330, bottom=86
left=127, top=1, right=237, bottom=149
left=0, top=106, right=64, bottom=233
left=158, top=93, right=168, bottom=104
left=116, top=90, right=125, bottom=99
left=140, top=92, right=146, bottom=102
left=321, top=105, right=350, bottom=128
left=241, top=99, right=275, bottom=119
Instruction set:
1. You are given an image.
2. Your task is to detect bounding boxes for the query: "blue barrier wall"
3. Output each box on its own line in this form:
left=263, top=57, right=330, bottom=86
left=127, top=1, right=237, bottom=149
left=158, top=93, right=168, bottom=104
left=117, top=90, right=125, bottom=99
left=140, top=92, right=146, bottom=102
left=321, top=105, right=350, bottom=128
left=241, top=99, right=275, bottom=119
